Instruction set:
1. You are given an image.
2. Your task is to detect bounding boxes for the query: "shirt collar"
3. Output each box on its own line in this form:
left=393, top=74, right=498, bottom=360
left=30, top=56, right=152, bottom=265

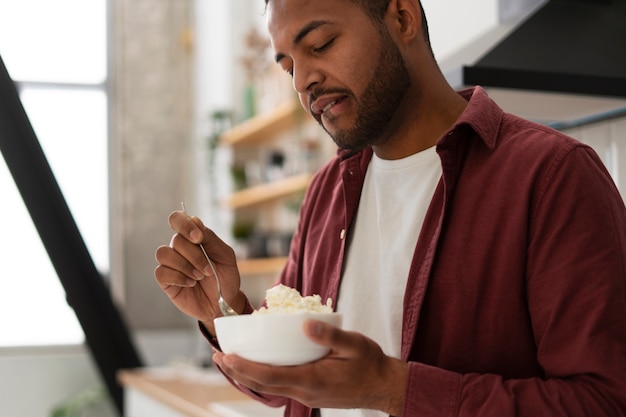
left=450, top=86, right=504, bottom=150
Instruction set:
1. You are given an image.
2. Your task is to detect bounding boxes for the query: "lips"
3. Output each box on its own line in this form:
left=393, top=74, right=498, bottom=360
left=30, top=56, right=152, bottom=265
left=310, top=94, right=346, bottom=116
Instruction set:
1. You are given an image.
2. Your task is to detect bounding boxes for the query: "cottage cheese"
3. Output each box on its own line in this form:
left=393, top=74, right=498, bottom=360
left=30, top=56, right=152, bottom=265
left=253, top=284, right=333, bottom=314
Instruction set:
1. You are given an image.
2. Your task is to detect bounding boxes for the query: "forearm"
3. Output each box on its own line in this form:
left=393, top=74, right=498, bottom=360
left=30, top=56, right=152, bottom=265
left=402, top=362, right=626, bottom=416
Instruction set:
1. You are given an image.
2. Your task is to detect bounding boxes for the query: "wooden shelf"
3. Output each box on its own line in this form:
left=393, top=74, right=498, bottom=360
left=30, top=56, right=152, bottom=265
left=220, top=100, right=320, bottom=279
left=220, top=101, right=307, bottom=146
left=237, top=257, right=288, bottom=276
left=226, top=173, right=312, bottom=209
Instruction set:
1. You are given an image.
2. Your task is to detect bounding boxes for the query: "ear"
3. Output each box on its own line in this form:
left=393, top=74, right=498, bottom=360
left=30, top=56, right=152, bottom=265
left=386, top=0, right=423, bottom=44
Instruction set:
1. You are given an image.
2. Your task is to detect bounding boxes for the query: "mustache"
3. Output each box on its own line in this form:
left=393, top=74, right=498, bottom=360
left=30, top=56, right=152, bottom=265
left=308, top=87, right=353, bottom=105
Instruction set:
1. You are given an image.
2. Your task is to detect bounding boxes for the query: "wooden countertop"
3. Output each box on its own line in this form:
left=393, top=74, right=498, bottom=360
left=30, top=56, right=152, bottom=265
left=118, top=367, right=253, bottom=417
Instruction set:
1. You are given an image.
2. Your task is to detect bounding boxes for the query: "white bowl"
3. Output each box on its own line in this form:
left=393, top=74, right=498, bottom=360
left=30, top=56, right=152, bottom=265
left=214, top=312, right=342, bottom=366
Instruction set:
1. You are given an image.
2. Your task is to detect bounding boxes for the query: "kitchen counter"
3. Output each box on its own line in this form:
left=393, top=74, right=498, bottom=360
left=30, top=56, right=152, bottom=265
left=118, top=366, right=284, bottom=417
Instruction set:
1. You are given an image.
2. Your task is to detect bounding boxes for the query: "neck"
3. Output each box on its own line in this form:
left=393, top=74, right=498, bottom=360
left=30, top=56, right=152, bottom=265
left=372, top=81, right=467, bottom=160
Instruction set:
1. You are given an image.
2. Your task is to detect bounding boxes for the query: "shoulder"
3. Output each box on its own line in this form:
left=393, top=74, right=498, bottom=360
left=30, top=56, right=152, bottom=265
left=456, top=86, right=590, bottom=154
left=497, top=112, right=599, bottom=171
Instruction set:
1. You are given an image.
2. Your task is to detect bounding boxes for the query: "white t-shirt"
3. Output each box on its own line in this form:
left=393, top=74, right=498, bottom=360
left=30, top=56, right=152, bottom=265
left=320, top=147, right=442, bottom=417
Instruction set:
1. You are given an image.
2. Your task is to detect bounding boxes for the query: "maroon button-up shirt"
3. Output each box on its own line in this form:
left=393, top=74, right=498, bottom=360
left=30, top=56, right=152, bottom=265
left=212, top=87, right=626, bottom=416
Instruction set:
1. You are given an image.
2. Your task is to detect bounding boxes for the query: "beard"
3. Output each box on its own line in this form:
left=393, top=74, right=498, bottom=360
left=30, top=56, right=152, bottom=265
left=316, top=26, right=411, bottom=150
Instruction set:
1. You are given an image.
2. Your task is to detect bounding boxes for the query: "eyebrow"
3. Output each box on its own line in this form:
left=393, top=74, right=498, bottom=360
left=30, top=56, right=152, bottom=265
left=274, top=20, right=331, bottom=63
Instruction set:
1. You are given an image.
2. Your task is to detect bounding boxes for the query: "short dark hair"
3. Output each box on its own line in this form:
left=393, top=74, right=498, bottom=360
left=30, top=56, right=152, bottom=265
left=264, top=0, right=432, bottom=48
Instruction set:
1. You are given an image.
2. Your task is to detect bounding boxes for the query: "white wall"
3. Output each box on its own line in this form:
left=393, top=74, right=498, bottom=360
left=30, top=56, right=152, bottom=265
left=0, top=346, right=116, bottom=417
left=0, top=328, right=213, bottom=417
left=423, top=0, right=499, bottom=62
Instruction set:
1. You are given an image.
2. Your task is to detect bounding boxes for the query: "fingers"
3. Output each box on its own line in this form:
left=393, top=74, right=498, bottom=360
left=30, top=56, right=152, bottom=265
left=170, top=233, right=218, bottom=275
left=212, top=352, right=312, bottom=396
left=168, top=210, right=235, bottom=264
left=154, top=245, right=204, bottom=288
left=155, top=266, right=197, bottom=300
left=167, top=231, right=211, bottom=275
left=168, top=210, right=204, bottom=244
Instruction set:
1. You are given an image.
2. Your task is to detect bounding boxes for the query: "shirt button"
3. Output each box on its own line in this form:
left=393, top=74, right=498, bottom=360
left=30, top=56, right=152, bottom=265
left=340, top=229, right=346, bottom=240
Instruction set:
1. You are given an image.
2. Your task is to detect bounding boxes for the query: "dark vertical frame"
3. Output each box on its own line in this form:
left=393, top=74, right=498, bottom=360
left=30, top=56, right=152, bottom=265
left=0, top=55, right=142, bottom=415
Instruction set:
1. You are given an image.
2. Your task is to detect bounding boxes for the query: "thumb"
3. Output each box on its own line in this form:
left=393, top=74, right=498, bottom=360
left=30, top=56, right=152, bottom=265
left=303, top=319, right=346, bottom=348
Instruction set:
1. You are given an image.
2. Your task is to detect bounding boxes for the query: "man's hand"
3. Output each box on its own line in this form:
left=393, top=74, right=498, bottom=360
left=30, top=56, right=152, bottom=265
left=154, top=210, right=244, bottom=333
left=212, top=319, right=408, bottom=415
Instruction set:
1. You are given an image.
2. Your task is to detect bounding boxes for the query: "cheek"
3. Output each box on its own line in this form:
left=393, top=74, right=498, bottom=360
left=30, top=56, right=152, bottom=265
left=337, top=45, right=377, bottom=89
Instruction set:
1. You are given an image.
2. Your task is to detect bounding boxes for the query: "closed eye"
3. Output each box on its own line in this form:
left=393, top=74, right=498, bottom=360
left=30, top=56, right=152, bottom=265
left=313, top=38, right=335, bottom=54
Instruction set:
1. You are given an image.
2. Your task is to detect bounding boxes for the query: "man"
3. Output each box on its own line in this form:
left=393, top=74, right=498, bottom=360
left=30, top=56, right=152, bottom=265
left=154, top=0, right=626, bottom=416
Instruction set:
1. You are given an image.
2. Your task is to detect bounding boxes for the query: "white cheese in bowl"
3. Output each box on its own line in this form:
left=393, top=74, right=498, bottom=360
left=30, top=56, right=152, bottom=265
left=253, top=284, right=333, bottom=315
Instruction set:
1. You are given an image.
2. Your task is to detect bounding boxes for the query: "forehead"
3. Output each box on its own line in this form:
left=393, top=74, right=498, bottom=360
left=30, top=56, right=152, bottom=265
left=267, top=0, right=367, bottom=43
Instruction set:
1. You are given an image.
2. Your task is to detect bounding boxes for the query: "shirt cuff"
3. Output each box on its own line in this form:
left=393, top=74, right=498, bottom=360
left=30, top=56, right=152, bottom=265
left=404, top=361, right=460, bottom=416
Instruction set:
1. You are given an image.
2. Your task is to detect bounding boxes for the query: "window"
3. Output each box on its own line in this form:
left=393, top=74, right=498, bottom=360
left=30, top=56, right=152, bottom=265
left=0, top=0, right=108, bottom=346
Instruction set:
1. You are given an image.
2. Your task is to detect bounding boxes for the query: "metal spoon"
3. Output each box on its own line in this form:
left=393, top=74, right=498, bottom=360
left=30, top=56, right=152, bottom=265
left=181, top=202, right=238, bottom=316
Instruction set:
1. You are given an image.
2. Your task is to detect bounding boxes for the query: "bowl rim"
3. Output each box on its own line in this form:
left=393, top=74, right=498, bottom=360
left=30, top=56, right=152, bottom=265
left=214, top=311, right=340, bottom=321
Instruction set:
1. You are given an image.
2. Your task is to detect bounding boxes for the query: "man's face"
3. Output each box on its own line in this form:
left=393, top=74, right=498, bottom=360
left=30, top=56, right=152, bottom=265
left=267, top=0, right=410, bottom=150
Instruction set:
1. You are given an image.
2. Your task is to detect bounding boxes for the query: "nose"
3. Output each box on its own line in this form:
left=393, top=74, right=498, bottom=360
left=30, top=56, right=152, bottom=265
left=292, top=61, right=323, bottom=94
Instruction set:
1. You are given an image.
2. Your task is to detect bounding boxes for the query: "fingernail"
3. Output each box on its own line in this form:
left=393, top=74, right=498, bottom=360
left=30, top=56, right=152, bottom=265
left=190, top=230, right=202, bottom=243
left=212, top=352, right=221, bottom=366
left=185, top=278, right=197, bottom=287
left=308, top=320, right=322, bottom=337
left=193, top=269, right=205, bottom=280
